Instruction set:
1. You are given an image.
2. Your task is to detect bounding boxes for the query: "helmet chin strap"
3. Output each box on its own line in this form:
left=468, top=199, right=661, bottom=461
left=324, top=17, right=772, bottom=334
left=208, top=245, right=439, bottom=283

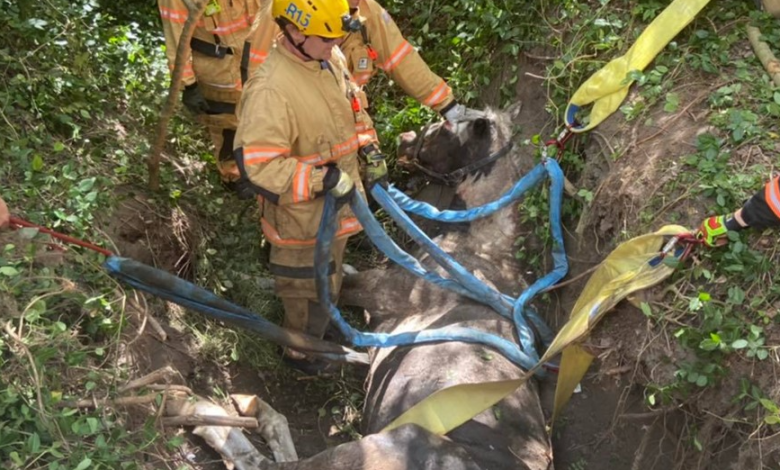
left=278, top=21, right=316, bottom=61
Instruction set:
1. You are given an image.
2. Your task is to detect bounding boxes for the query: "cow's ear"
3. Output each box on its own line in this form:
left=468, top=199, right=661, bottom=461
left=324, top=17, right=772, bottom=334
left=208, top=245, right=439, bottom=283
left=506, top=100, right=523, bottom=121
left=473, top=118, right=490, bottom=138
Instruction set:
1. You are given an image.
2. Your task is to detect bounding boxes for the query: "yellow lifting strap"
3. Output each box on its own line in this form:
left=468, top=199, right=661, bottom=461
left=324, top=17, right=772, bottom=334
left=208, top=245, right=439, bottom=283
left=564, top=0, right=711, bottom=133
left=382, top=225, right=688, bottom=436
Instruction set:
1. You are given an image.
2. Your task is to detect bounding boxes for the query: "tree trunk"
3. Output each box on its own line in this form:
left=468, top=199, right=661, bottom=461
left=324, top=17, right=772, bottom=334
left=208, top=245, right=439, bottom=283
left=147, top=0, right=208, bottom=191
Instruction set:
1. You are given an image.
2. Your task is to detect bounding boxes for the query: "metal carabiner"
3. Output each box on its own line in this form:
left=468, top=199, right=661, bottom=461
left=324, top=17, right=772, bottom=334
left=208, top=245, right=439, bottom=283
left=540, top=126, right=575, bottom=161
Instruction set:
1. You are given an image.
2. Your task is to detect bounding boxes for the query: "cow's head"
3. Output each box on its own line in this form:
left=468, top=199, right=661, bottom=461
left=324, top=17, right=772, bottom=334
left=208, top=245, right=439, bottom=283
left=397, top=104, right=520, bottom=184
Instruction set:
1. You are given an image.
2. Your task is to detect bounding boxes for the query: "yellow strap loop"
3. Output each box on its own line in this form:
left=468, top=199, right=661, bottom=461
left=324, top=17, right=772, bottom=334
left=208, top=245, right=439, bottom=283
left=565, top=0, right=711, bottom=133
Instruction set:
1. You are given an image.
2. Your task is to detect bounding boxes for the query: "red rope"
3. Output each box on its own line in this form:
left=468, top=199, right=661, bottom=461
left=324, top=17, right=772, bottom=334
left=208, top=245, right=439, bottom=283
left=8, top=217, right=114, bottom=257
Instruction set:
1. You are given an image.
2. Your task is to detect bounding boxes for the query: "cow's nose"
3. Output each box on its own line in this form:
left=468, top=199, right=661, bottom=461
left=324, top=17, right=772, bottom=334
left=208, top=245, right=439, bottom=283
left=399, top=131, right=417, bottom=144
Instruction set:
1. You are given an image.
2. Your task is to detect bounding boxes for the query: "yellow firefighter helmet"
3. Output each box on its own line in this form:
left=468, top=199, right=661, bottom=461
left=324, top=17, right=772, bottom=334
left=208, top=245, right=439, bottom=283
left=272, top=0, right=359, bottom=38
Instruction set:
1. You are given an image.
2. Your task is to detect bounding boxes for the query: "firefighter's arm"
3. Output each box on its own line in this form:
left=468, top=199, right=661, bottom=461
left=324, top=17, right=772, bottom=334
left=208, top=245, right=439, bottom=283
left=338, top=49, right=387, bottom=185
left=698, top=177, right=780, bottom=246
left=234, top=88, right=329, bottom=205
left=242, top=2, right=279, bottom=83
left=158, top=0, right=196, bottom=85
left=362, top=0, right=453, bottom=112
left=352, top=86, right=388, bottom=186
left=740, top=176, right=780, bottom=230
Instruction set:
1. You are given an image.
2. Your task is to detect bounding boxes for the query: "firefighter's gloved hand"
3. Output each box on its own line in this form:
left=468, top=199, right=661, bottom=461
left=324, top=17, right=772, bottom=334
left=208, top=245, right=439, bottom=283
left=359, top=144, right=388, bottom=187
left=441, top=101, right=483, bottom=124
left=228, top=178, right=258, bottom=200
left=323, top=167, right=355, bottom=200
left=182, top=83, right=210, bottom=115
left=697, top=215, right=730, bottom=247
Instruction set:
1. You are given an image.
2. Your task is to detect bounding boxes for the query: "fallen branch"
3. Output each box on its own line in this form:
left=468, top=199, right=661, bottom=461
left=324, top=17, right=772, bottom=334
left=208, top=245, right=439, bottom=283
left=147, top=0, right=208, bottom=191
left=118, top=366, right=180, bottom=394
left=146, top=384, right=193, bottom=394
left=542, top=263, right=600, bottom=293
left=747, top=25, right=780, bottom=88
left=562, top=177, right=580, bottom=199
left=162, top=414, right=259, bottom=428
left=62, top=394, right=162, bottom=409
left=620, top=406, right=678, bottom=420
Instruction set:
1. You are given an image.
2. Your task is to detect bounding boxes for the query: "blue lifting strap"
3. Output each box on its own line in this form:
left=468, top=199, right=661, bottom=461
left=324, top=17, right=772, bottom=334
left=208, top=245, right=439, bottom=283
left=314, top=158, right=568, bottom=372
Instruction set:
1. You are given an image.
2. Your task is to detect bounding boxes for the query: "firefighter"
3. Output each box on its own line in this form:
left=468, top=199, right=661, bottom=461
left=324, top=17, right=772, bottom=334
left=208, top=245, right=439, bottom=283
left=158, top=0, right=260, bottom=186
left=241, top=0, right=477, bottom=124
left=234, top=0, right=387, bottom=373
left=697, top=176, right=780, bottom=246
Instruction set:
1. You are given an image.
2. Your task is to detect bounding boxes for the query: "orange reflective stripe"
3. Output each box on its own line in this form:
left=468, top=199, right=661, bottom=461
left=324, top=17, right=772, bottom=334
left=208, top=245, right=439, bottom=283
left=381, top=41, right=413, bottom=72
left=358, top=130, right=377, bottom=147
left=292, top=163, right=313, bottom=203
left=331, top=135, right=359, bottom=157
left=297, top=135, right=359, bottom=165
left=766, top=177, right=780, bottom=219
left=169, top=62, right=194, bottom=79
left=261, top=217, right=362, bottom=246
left=249, top=49, right=268, bottom=64
left=340, top=217, right=362, bottom=233
left=243, top=146, right=289, bottom=165
left=353, top=72, right=372, bottom=86
left=422, top=80, right=450, bottom=107
left=201, top=79, right=242, bottom=90
left=159, top=6, right=188, bottom=23
left=197, top=15, right=253, bottom=35
left=168, top=63, right=193, bottom=71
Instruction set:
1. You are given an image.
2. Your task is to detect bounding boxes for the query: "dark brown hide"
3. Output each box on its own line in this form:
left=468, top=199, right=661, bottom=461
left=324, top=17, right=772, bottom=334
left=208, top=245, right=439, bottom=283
left=357, top=106, right=552, bottom=470
left=264, top=425, right=482, bottom=470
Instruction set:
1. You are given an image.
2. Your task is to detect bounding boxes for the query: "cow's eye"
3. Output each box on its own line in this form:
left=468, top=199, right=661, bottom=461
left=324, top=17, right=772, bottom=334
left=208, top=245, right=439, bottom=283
left=472, top=118, right=490, bottom=137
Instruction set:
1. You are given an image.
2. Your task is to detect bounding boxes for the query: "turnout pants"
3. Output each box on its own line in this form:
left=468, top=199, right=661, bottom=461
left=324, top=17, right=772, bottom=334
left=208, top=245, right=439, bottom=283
left=269, top=237, right=349, bottom=339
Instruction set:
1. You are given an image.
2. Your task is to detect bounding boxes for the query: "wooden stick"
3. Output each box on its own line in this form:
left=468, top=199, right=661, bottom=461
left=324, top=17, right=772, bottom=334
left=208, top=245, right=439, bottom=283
left=162, top=414, right=259, bottom=428
left=118, top=366, right=179, bottom=394
left=147, top=0, right=208, bottom=191
left=747, top=26, right=780, bottom=88
left=62, top=394, right=161, bottom=408
left=542, top=263, right=600, bottom=293
left=146, top=384, right=193, bottom=394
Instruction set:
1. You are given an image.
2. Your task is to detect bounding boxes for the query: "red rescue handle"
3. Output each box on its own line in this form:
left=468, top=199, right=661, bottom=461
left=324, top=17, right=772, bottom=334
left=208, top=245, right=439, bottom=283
left=8, top=217, right=114, bottom=257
